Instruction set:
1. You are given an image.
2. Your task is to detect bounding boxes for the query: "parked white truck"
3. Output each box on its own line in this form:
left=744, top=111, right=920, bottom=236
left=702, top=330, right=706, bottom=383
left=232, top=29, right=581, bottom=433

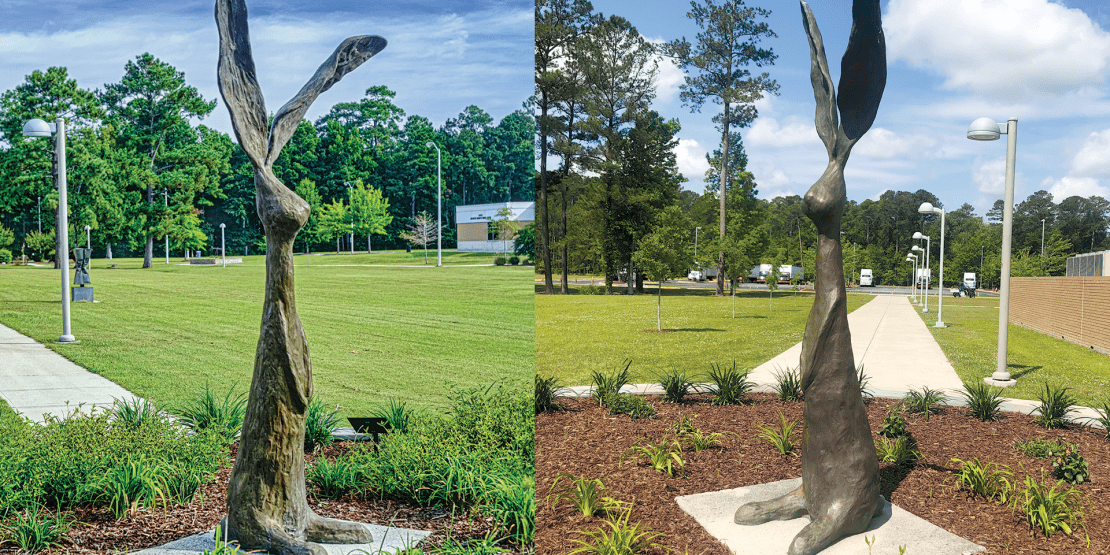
left=749, top=264, right=803, bottom=283
left=963, top=272, right=976, bottom=289
left=687, top=266, right=719, bottom=281
left=860, top=268, right=874, bottom=286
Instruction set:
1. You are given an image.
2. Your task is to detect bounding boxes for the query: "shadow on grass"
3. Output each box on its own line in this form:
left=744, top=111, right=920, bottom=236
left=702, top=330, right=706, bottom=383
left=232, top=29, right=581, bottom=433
left=665, top=328, right=726, bottom=333
left=1007, top=364, right=1043, bottom=380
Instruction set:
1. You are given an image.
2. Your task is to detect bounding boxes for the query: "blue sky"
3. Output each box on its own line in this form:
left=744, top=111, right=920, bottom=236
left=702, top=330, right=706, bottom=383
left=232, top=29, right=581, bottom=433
left=0, top=0, right=533, bottom=134
left=589, top=0, right=1110, bottom=218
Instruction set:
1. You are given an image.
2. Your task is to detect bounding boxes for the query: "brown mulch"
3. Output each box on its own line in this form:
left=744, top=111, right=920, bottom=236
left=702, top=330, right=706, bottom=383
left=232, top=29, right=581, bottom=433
left=536, top=394, right=1110, bottom=555
left=26, top=442, right=509, bottom=555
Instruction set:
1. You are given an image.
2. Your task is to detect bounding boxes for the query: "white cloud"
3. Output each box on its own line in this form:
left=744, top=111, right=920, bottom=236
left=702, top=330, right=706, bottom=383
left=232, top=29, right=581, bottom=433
left=1070, top=128, right=1110, bottom=178
left=653, top=51, right=685, bottom=103
left=972, top=157, right=1007, bottom=194
left=885, top=0, right=1110, bottom=100
left=744, top=116, right=819, bottom=148
left=853, top=127, right=947, bottom=160
left=1041, top=176, right=1110, bottom=198
left=674, top=138, right=709, bottom=182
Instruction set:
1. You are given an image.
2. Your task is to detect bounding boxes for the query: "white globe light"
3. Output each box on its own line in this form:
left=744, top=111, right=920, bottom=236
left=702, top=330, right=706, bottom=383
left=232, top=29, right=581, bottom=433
left=967, top=117, right=1000, bottom=141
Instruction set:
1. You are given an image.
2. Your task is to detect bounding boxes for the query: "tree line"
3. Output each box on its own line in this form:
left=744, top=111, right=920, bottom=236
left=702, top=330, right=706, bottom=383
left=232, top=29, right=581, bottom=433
left=534, top=0, right=1110, bottom=295
left=0, top=56, right=534, bottom=266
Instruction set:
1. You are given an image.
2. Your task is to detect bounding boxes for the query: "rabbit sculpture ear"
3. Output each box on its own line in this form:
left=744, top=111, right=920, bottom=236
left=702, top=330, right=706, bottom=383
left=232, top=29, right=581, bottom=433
left=266, top=35, right=387, bottom=165
left=836, top=0, right=886, bottom=142
left=215, top=0, right=269, bottom=169
left=800, top=1, right=838, bottom=160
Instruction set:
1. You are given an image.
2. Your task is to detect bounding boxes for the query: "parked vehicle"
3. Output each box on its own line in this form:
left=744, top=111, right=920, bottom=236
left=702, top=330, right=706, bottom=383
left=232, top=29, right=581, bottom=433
left=749, top=264, right=773, bottom=283
left=952, top=283, right=976, bottom=298
left=860, top=268, right=874, bottom=287
left=916, top=268, right=930, bottom=289
left=687, top=266, right=718, bottom=281
left=748, top=264, right=802, bottom=284
left=776, top=265, right=804, bottom=283
left=963, top=272, right=976, bottom=290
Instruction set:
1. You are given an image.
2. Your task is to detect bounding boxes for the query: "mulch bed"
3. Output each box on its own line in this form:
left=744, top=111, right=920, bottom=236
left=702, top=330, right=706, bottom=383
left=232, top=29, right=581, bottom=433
left=30, top=442, right=509, bottom=555
left=536, top=394, right=1110, bottom=555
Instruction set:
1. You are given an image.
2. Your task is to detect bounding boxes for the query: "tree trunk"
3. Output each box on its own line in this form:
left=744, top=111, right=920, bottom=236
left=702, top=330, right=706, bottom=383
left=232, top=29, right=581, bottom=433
left=539, top=101, right=554, bottom=294
left=143, top=183, right=154, bottom=268
left=717, top=102, right=730, bottom=296
left=106, top=244, right=113, bottom=259
left=657, top=282, right=662, bottom=331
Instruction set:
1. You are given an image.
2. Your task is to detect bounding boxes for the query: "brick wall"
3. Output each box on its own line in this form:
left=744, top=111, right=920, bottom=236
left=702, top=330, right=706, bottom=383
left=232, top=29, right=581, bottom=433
left=1009, top=276, right=1110, bottom=355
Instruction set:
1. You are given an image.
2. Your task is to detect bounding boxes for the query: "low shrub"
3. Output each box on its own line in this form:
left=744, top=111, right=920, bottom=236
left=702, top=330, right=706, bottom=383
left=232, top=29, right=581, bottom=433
left=903, top=386, right=947, bottom=420
left=483, top=474, right=535, bottom=545
left=304, top=397, right=340, bottom=451
left=91, top=454, right=169, bottom=519
left=771, top=365, right=802, bottom=402
left=0, top=248, right=12, bottom=264
left=948, top=457, right=1012, bottom=502
left=1031, top=381, right=1077, bottom=429
left=620, top=439, right=684, bottom=477
left=875, top=435, right=920, bottom=466
left=578, top=284, right=605, bottom=295
left=959, top=381, right=1004, bottom=421
left=1087, top=398, right=1110, bottom=439
left=591, top=360, right=633, bottom=400
left=508, top=256, right=520, bottom=265
left=1011, top=471, right=1086, bottom=539
left=707, top=362, right=752, bottom=406
left=757, top=411, right=797, bottom=456
left=878, top=405, right=908, bottom=439
left=535, top=374, right=565, bottom=414
left=4, top=504, right=72, bottom=552
left=681, top=429, right=728, bottom=452
left=374, top=398, right=415, bottom=433
left=178, top=384, right=247, bottom=441
left=857, top=364, right=873, bottom=402
left=568, top=506, right=663, bottom=555
left=601, top=393, right=656, bottom=419
left=548, top=473, right=621, bottom=517
left=494, top=256, right=507, bottom=266
left=308, top=456, right=362, bottom=499
left=1014, top=437, right=1075, bottom=459
left=655, top=367, right=699, bottom=404
left=1051, top=448, right=1089, bottom=485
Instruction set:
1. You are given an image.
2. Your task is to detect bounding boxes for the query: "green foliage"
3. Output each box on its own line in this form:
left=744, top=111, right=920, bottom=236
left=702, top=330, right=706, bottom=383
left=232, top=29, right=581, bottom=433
left=513, top=221, right=535, bottom=257
left=91, top=453, right=168, bottom=519
left=681, top=429, right=728, bottom=452
left=203, top=525, right=240, bottom=555
left=875, top=435, right=920, bottom=466
left=948, top=457, right=1013, bottom=502
left=878, top=405, right=909, bottom=439
left=0, top=249, right=11, bottom=264
left=534, top=374, right=565, bottom=414
left=857, top=363, right=873, bottom=402
left=620, top=439, right=685, bottom=477
left=578, top=284, right=605, bottom=295
left=1014, top=437, right=1075, bottom=459
left=601, top=393, right=656, bottom=420
left=178, top=384, right=246, bottom=441
left=707, top=361, right=751, bottom=405
left=548, top=473, right=621, bottom=517
left=903, top=386, right=947, bottom=421
left=374, top=398, right=415, bottom=434
left=670, top=414, right=696, bottom=435
left=347, top=179, right=393, bottom=250
left=1032, top=382, right=1078, bottom=429
left=483, top=474, right=535, bottom=545
left=1011, top=471, right=1086, bottom=539
left=591, top=360, right=633, bottom=400
left=508, top=256, right=520, bottom=265
left=109, top=397, right=165, bottom=429
left=1051, top=448, right=1089, bottom=485
left=756, top=411, right=797, bottom=456
left=655, top=367, right=699, bottom=403
left=308, top=456, right=362, bottom=499
left=771, top=365, right=802, bottom=402
left=568, top=506, right=663, bottom=555
left=959, top=380, right=1004, bottom=421
left=305, top=397, right=341, bottom=451
left=3, top=504, right=73, bottom=552
left=24, top=230, right=54, bottom=261
left=494, top=255, right=507, bottom=266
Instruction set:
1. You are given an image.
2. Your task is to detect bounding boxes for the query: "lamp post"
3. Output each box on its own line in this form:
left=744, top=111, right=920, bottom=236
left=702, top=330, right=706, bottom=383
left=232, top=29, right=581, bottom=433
left=1041, top=218, right=1046, bottom=257
left=912, top=245, right=927, bottom=310
left=907, top=253, right=918, bottom=303
left=84, top=225, right=91, bottom=250
left=343, top=182, right=353, bottom=254
left=24, top=118, right=75, bottom=343
left=164, top=189, right=169, bottom=265
left=913, top=232, right=932, bottom=310
left=918, top=202, right=946, bottom=327
left=220, top=223, right=227, bottom=268
left=695, top=226, right=701, bottom=261
left=905, top=256, right=916, bottom=300
left=37, top=196, right=42, bottom=233
left=425, top=142, right=442, bottom=267
left=349, top=222, right=354, bottom=255
left=968, top=117, right=1018, bottom=386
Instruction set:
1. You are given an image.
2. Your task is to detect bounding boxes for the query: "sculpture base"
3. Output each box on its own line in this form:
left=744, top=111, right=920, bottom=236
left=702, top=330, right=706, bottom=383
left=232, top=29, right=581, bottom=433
left=676, top=478, right=984, bottom=555
left=72, top=286, right=93, bottom=302
left=130, top=521, right=429, bottom=555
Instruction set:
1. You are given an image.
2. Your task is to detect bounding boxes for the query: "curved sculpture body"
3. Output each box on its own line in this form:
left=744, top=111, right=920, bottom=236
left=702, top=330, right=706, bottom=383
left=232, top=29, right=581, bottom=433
left=213, top=2, right=386, bottom=553
left=734, top=2, right=886, bottom=554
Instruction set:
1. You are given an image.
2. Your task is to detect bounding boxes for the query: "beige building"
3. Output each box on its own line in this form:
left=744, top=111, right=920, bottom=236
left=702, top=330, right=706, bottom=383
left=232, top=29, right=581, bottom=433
left=455, top=202, right=534, bottom=253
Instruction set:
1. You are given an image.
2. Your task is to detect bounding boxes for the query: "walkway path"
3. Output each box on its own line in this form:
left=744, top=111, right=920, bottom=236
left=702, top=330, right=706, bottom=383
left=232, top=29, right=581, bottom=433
left=0, top=324, right=136, bottom=422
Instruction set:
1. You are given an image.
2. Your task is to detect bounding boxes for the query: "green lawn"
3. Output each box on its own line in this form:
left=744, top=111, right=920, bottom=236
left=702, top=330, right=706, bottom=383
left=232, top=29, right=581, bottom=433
left=535, top=284, right=873, bottom=385
left=914, top=295, right=1110, bottom=407
left=0, top=255, right=532, bottom=420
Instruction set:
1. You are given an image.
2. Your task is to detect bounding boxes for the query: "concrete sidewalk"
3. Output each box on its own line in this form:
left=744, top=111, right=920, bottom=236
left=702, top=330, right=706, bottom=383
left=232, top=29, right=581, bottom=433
left=0, top=323, right=137, bottom=423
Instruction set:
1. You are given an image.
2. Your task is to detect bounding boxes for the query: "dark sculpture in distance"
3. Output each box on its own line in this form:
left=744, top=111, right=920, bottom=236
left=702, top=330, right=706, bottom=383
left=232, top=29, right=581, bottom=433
left=733, top=1, right=887, bottom=554
left=213, top=1, right=386, bottom=553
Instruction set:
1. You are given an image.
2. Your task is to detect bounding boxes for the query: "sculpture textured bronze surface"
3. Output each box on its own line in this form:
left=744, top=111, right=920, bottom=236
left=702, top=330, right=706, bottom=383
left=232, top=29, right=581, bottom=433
left=213, top=1, right=385, bottom=553
left=74, top=248, right=91, bottom=286
left=733, top=2, right=886, bottom=554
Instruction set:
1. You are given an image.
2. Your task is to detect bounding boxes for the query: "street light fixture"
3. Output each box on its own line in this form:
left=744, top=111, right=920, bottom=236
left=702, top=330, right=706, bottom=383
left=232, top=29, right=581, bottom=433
left=968, top=117, right=1018, bottom=386
left=23, top=118, right=75, bottom=343
left=84, top=225, right=91, bottom=250
left=913, top=231, right=932, bottom=312
left=906, top=253, right=918, bottom=303
left=918, top=202, right=946, bottom=328
left=425, top=141, right=442, bottom=267
left=912, top=245, right=927, bottom=310
left=695, top=226, right=701, bottom=261
left=220, top=223, right=227, bottom=268
left=1041, top=218, right=1046, bottom=257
